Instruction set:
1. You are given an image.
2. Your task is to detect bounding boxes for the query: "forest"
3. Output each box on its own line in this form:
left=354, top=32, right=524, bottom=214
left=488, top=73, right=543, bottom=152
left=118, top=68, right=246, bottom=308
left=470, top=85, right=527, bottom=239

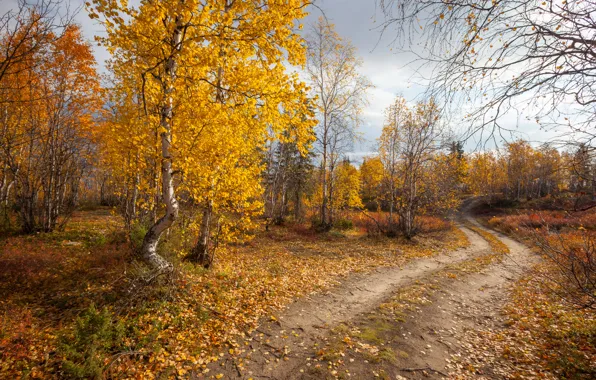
left=0, top=0, right=594, bottom=379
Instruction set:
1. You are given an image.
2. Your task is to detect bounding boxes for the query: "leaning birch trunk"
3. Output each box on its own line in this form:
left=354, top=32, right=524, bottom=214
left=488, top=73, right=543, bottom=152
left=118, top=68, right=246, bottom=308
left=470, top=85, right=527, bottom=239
left=140, top=16, right=182, bottom=271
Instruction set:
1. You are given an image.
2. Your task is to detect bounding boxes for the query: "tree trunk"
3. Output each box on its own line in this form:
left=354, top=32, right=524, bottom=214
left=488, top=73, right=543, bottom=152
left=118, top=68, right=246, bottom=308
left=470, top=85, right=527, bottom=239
left=321, top=148, right=328, bottom=227
left=189, top=201, right=213, bottom=268
left=328, top=161, right=335, bottom=226
left=189, top=5, right=230, bottom=266
left=388, top=174, right=395, bottom=229
left=140, top=127, right=178, bottom=270
left=294, top=186, right=302, bottom=221
left=131, top=173, right=138, bottom=218
left=140, top=16, right=183, bottom=271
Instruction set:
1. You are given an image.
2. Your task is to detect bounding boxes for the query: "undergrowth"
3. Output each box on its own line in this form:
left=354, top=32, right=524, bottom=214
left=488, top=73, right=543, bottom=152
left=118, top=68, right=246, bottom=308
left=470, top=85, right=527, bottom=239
left=58, top=304, right=126, bottom=379
left=465, top=197, right=596, bottom=378
left=0, top=209, right=467, bottom=378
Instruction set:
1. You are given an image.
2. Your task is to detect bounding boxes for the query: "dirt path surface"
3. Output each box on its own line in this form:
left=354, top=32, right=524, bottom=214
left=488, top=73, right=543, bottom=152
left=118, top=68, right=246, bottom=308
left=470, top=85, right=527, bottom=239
left=207, top=210, right=538, bottom=379
left=275, top=226, right=490, bottom=336
left=384, top=217, right=540, bottom=379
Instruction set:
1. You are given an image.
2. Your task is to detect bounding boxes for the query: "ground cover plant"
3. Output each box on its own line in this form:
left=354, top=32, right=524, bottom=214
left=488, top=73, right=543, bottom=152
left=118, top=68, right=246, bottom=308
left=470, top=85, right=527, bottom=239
left=467, top=197, right=596, bottom=378
left=0, top=208, right=468, bottom=378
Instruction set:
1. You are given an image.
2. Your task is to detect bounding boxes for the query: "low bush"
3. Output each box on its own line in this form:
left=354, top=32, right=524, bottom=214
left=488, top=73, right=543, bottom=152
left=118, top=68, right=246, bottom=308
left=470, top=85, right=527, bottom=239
left=58, top=304, right=125, bottom=379
left=129, top=220, right=148, bottom=250
left=334, top=218, right=354, bottom=230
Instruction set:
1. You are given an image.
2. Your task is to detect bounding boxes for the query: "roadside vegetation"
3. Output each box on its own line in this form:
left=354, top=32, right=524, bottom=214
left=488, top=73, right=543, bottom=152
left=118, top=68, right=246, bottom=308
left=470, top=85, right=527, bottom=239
left=0, top=208, right=468, bottom=378
left=1, top=0, right=596, bottom=378
left=470, top=196, right=596, bottom=378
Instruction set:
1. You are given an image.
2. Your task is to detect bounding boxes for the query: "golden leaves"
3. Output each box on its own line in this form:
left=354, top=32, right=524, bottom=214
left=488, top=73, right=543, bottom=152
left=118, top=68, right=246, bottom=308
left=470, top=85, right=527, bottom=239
left=335, top=161, right=364, bottom=210
left=92, top=0, right=315, bottom=243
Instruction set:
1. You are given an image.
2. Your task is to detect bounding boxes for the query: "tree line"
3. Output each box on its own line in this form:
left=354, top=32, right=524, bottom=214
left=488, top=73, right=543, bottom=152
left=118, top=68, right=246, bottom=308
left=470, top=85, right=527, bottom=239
left=2, top=0, right=595, bottom=273
left=0, top=1, right=371, bottom=272
left=0, top=1, right=100, bottom=233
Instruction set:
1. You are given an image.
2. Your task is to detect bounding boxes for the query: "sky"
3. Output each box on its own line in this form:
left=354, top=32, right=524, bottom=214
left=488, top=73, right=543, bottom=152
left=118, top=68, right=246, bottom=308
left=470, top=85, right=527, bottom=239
left=303, top=0, right=422, bottom=160
left=2, top=0, right=555, bottom=160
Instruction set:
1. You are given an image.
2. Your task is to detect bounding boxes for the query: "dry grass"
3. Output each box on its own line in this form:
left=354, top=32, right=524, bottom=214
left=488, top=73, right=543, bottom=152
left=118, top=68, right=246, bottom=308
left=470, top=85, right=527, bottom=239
left=0, top=208, right=469, bottom=378
left=467, top=197, right=596, bottom=378
left=464, top=221, right=510, bottom=256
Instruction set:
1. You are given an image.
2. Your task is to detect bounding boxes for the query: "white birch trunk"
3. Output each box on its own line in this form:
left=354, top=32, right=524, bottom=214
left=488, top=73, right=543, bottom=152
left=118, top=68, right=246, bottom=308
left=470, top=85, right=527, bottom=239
left=140, top=16, right=183, bottom=271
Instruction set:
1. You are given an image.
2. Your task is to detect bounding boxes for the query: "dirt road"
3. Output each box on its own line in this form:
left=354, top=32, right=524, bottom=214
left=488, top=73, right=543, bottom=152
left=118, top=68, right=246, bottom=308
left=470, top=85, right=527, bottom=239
left=207, top=208, right=537, bottom=379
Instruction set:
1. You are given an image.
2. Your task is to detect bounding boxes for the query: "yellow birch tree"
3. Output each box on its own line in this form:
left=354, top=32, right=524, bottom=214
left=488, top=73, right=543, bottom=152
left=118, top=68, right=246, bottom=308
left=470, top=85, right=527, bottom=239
left=89, top=0, right=314, bottom=269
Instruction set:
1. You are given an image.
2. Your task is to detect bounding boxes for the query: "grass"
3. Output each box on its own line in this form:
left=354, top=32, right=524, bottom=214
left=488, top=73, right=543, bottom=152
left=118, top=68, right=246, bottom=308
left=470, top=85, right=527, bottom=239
left=0, top=208, right=468, bottom=378
left=376, top=348, right=398, bottom=364
left=354, top=318, right=392, bottom=345
left=463, top=221, right=510, bottom=255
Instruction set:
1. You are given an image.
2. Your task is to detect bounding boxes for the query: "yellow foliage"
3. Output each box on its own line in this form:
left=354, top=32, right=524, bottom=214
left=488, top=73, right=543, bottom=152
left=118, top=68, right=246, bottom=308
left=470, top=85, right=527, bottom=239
left=89, top=0, right=316, bottom=243
left=359, top=156, right=384, bottom=203
left=334, top=160, right=363, bottom=210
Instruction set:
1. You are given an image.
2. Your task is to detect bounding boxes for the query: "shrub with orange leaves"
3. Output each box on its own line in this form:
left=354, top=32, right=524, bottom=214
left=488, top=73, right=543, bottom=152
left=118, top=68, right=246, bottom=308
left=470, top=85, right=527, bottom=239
left=468, top=198, right=596, bottom=378
left=487, top=209, right=596, bottom=309
left=350, top=210, right=452, bottom=238
left=488, top=211, right=583, bottom=233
